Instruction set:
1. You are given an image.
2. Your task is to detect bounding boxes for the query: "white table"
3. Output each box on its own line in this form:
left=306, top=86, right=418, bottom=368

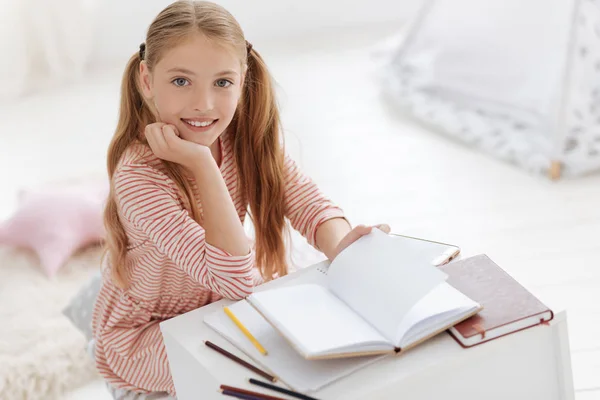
left=160, top=261, right=575, bottom=400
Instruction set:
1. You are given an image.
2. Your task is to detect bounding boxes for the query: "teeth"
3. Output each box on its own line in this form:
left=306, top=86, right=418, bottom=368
left=184, top=119, right=214, bottom=127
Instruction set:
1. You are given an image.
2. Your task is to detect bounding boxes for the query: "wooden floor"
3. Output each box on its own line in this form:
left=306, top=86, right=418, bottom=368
left=1, top=27, right=597, bottom=400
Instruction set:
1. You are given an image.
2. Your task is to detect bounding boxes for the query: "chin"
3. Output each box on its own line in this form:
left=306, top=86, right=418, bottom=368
left=178, top=124, right=223, bottom=147
left=181, top=135, right=216, bottom=147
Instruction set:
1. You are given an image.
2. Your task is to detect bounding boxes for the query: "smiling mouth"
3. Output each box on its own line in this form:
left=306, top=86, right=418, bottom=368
left=181, top=118, right=218, bottom=128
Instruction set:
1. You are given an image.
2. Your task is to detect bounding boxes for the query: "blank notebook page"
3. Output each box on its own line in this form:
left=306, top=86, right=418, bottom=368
left=395, top=282, right=480, bottom=345
left=203, top=300, right=387, bottom=393
left=249, top=284, right=390, bottom=356
left=327, top=229, right=449, bottom=343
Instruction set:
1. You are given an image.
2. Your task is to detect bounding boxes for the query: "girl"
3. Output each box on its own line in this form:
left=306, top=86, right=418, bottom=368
left=91, top=1, right=390, bottom=398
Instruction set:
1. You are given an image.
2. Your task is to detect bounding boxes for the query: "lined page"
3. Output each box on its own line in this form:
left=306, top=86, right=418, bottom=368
left=327, top=229, right=448, bottom=342
left=203, top=300, right=387, bottom=393
left=248, top=284, right=391, bottom=356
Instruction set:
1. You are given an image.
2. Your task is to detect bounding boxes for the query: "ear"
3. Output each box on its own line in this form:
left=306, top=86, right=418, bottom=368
left=139, top=61, right=153, bottom=100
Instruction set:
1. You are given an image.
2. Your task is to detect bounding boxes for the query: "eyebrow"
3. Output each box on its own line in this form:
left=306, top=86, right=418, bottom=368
left=167, top=67, right=196, bottom=76
left=215, top=69, right=239, bottom=77
left=166, top=67, right=239, bottom=77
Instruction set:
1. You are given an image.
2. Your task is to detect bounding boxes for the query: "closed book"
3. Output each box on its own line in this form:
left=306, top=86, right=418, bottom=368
left=441, top=254, right=553, bottom=348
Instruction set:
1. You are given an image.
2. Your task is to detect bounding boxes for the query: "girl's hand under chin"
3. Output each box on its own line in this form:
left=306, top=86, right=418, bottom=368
left=144, top=122, right=212, bottom=169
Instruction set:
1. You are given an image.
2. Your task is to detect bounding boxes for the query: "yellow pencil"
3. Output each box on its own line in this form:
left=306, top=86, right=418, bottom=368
left=223, top=306, right=268, bottom=355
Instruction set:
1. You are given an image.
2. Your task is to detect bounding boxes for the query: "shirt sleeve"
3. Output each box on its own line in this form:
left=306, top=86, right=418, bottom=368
left=113, top=164, right=254, bottom=300
left=283, top=153, right=348, bottom=248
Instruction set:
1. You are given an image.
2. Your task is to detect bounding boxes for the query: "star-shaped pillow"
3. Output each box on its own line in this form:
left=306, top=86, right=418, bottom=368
left=0, top=180, right=109, bottom=277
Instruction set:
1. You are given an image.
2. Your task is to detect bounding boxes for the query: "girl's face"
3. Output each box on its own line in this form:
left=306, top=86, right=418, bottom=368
left=140, top=33, right=244, bottom=147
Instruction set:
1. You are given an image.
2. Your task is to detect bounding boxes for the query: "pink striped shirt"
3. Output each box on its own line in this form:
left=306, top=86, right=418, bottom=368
left=91, top=131, right=345, bottom=396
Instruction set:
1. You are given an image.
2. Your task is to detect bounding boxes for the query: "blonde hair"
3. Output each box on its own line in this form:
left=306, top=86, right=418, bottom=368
left=104, top=0, right=288, bottom=288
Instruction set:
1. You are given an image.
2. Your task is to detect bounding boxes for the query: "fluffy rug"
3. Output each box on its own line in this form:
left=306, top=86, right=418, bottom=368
left=0, top=245, right=102, bottom=400
left=0, top=225, right=325, bottom=400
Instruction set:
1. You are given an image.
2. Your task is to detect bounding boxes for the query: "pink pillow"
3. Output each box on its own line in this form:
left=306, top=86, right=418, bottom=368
left=0, top=180, right=109, bottom=277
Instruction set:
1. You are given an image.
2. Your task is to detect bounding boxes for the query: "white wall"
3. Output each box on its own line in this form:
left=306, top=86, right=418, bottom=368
left=90, top=0, right=423, bottom=67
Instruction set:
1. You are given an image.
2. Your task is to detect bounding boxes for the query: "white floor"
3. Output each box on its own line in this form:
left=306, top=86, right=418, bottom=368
left=1, top=25, right=598, bottom=400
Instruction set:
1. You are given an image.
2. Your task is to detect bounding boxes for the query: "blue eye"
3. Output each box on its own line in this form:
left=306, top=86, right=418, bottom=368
left=172, top=78, right=189, bottom=87
left=215, top=79, right=232, bottom=88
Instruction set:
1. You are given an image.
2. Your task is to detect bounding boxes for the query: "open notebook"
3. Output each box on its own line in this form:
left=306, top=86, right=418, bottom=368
left=245, top=229, right=482, bottom=360
left=203, top=232, right=472, bottom=392
left=204, top=297, right=387, bottom=393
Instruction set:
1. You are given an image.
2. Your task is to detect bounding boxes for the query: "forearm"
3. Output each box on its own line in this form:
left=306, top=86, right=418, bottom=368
left=190, top=159, right=250, bottom=256
left=315, top=217, right=352, bottom=261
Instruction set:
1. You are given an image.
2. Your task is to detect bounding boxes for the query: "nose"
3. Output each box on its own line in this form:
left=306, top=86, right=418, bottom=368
left=192, top=85, right=215, bottom=112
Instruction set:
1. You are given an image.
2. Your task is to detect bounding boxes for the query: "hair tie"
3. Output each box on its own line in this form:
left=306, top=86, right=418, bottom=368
left=245, top=40, right=253, bottom=54
left=139, top=43, right=146, bottom=60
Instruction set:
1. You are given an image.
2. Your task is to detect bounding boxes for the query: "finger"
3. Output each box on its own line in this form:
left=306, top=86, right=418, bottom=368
left=332, top=225, right=373, bottom=259
left=145, top=122, right=166, bottom=135
left=151, top=124, right=168, bottom=149
left=145, top=126, right=159, bottom=152
left=145, top=123, right=166, bottom=142
left=355, top=224, right=372, bottom=234
left=374, top=224, right=391, bottom=234
left=145, top=124, right=168, bottom=155
left=350, top=224, right=371, bottom=240
left=170, top=124, right=181, bottom=137
left=341, top=225, right=371, bottom=247
left=162, top=125, right=180, bottom=147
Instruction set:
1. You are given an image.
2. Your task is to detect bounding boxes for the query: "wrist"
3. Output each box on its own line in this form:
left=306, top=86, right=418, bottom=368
left=188, top=155, right=221, bottom=186
left=185, top=146, right=215, bottom=170
left=316, top=217, right=352, bottom=260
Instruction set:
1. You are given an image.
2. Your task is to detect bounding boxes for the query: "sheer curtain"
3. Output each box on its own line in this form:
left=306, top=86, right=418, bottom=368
left=0, top=0, right=97, bottom=102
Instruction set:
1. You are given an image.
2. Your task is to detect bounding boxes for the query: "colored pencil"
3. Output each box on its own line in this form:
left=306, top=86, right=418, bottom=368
left=249, top=378, right=320, bottom=400
left=220, top=385, right=287, bottom=400
left=204, top=341, right=277, bottom=382
left=221, top=389, right=265, bottom=400
left=223, top=306, right=268, bottom=355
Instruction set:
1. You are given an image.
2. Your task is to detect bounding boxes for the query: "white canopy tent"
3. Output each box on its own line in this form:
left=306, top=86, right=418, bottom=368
left=381, top=0, right=600, bottom=179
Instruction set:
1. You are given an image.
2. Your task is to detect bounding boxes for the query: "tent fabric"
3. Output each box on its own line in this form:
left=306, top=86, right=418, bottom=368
left=381, top=0, right=600, bottom=177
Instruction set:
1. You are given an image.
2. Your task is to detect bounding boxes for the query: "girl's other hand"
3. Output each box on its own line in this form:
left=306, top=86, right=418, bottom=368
left=331, top=224, right=391, bottom=260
